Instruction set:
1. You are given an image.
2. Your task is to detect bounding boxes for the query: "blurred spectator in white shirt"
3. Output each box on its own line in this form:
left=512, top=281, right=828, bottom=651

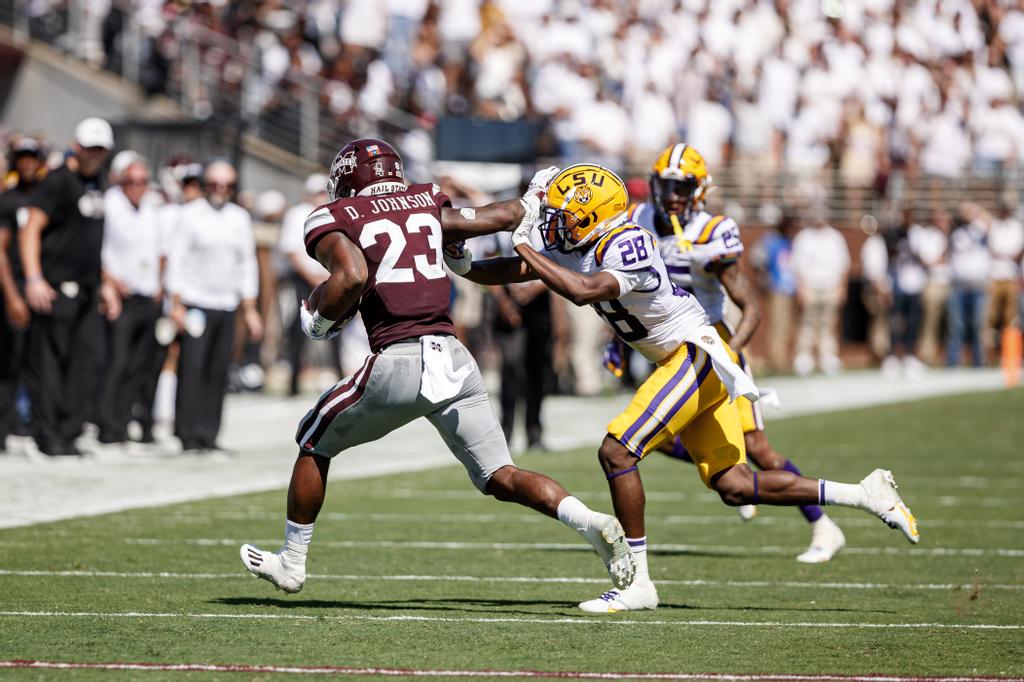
left=946, top=210, right=990, bottom=367
left=792, top=210, right=850, bottom=376
left=916, top=210, right=953, bottom=365
left=981, top=200, right=1024, bottom=359
left=860, top=218, right=891, bottom=362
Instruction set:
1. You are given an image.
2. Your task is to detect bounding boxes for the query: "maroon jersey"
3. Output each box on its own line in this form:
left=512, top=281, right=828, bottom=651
left=303, top=182, right=455, bottom=352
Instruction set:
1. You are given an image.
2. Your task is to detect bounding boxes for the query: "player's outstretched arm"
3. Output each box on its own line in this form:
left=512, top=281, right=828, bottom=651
left=513, top=242, right=620, bottom=306
left=440, top=199, right=526, bottom=244
left=458, top=256, right=537, bottom=285
left=312, top=231, right=368, bottom=321
left=717, top=263, right=762, bottom=351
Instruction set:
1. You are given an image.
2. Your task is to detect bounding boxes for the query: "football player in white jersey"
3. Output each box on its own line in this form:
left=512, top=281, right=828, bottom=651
left=446, top=164, right=919, bottom=613
left=624, top=143, right=846, bottom=563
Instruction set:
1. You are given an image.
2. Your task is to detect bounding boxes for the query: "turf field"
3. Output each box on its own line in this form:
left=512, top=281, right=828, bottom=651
left=1, top=388, right=1022, bottom=681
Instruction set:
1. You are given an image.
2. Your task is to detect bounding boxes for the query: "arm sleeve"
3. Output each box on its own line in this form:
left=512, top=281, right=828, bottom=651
left=238, top=210, right=260, bottom=301
left=430, top=183, right=452, bottom=209
left=600, top=229, right=661, bottom=295
left=303, top=204, right=341, bottom=259
left=25, top=172, right=66, bottom=221
left=702, top=217, right=744, bottom=268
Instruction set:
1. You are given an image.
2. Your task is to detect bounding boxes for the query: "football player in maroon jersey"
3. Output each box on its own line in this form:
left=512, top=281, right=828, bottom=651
left=241, top=139, right=635, bottom=596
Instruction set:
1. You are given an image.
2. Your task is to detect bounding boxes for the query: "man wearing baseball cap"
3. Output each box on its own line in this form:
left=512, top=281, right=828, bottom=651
left=19, top=117, right=119, bottom=456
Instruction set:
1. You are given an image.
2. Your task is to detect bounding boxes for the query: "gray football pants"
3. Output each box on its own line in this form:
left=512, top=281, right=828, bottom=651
left=294, top=337, right=513, bottom=492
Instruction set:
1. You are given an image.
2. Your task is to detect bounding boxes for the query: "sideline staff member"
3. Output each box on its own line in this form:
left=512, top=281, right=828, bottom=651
left=165, top=159, right=262, bottom=452
left=98, top=155, right=165, bottom=444
left=21, top=118, right=119, bottom=456
left=0, top=137, right=47, bottom=451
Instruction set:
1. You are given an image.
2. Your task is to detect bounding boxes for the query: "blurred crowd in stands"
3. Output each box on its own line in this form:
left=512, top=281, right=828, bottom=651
left=26, top=0, right=1024, bottom=177
left=1, top=120, right=1022, bottom=458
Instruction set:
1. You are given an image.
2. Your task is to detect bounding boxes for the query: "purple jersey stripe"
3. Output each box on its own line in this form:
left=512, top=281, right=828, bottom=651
left=634, top=353, right=713, bottom=454
left=620, top=344, right=696, bottom=446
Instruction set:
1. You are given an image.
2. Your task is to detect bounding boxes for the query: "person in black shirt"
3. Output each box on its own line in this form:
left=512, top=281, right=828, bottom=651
left=20, top=118, right=120, bottom=456
left=0, top=137, right=47, bottom=452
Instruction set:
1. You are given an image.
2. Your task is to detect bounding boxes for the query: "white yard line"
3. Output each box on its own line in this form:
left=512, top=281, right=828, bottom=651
left=0, top=368, right=1010, bottom=529
left=1, top=569, right=1021, bottom=591
left=1, top=660, right=1020, bottom=681
left=100, top=538, right=1022, bottom=557
left=1, top=610, right=1020, bottom=631
left=156, top=510, right=1024, bottom=530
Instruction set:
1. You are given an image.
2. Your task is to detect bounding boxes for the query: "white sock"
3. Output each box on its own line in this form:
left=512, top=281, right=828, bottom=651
left=819, top=480, right=866, bottom=508
left=283, top=519, right=314, bottom=563
left=626, top=536, right=649, bottom=581
left=556, top=496, right=594, bottom=533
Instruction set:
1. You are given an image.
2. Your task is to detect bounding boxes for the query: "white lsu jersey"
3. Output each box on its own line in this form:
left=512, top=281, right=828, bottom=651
left=629, top=203, right=743, bottom=323
left=531, top=222, right=708, bottom=364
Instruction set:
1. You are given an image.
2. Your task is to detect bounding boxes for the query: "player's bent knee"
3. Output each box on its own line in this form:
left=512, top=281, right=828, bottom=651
left=598, top=436, right=635, bottom=475
left=483, top=465, right=517, bottom=499
left=712, top=466, right=752, bottom=506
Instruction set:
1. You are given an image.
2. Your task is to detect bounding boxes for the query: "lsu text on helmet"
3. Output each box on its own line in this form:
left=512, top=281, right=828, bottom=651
left=328, top=138, right=405, bottom=201
left=649, top=143, right=712, bottom=225
left=542, top=164, right=629, bottom=251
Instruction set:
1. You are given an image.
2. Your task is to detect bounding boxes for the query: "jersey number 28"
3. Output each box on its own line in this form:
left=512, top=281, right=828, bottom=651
left=360, top=213, right=446, bottom=284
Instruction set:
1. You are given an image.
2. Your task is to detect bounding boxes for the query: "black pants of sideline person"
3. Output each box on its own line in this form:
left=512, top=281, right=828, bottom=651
left=23, top=286, right=100, bottom=455
left=495, top=299, right=551, bottom=448
left=285, top=277, right=342, bottom=396
left=0, top=309, right=27, bottom=449
left=97, top=294, right=165, bottom=443
left=175, top=306, right=235, bottom=451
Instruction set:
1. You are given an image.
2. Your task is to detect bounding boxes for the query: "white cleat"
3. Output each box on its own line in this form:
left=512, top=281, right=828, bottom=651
left=737, top=504, right=758, bottom=522
left=582, top=514, right=636, bottom=590
left=579, top=578, right=659, bottom=613
left=796, top=514, right=846, bottom=563
left=239, top=543, right=305, bottom=593
left=860, top=469, right=920, bottom=544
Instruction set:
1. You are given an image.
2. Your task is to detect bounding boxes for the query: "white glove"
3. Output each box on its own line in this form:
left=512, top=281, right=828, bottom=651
left=299, top=299, right=341, bottom=340
left=443, top=241, right=473, bottom=276
left=527, top=165, right=560, bottom=196
left=511, top=192, right=541, bottom=248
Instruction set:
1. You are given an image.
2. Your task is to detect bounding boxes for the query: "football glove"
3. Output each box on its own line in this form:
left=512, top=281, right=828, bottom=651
left=299, top=299, right=343, bottom=341
left=511, top=192, right=542, bottom=248
left=443, top=241, right=473, bottom=276
left=527, top=165, right=560, bottom=196
left=602, top=339, right=625, bottom=378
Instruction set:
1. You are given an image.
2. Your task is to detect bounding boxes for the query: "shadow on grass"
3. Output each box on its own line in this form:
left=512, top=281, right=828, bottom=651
left=210, top=596, right=894, bottom=616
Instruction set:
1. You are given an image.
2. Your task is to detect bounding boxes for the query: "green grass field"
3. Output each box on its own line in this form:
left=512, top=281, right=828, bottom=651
left=1, top=388, right=1023, bottom=681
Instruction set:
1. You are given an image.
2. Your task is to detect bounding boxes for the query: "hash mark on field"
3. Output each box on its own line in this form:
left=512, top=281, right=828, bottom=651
left=117, top=538, right=1024, bottom=558
left=1, top=610, right=1021, bottom=630
left=1, top=660, right=1022, bottom=681
left=1, top=569, right=1021, bottom=592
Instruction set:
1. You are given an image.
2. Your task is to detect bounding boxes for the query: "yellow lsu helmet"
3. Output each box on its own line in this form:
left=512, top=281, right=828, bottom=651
left=650, top=143, right=712, bottom=225
left=541, top=164, right=629, bottom=251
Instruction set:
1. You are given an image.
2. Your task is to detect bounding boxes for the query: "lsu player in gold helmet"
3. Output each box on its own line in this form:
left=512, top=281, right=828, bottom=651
left=628, top=142, right=847, bottom=563
left=445, top=162, right=919, bottom=612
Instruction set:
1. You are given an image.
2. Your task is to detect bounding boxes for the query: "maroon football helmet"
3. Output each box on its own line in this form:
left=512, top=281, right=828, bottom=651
left=327, top=138, right=405, bottom=201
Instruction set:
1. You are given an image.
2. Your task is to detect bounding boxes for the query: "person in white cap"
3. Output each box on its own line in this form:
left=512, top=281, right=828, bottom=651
left=164, top=159, right=262, bottom=452
left=19, top=117, right=118, bottom=457
left=277, top=172, right=343, bottom=395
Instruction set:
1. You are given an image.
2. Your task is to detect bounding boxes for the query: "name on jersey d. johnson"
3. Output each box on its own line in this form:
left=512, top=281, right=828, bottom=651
left=341, top=190, right=437, bottom=220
